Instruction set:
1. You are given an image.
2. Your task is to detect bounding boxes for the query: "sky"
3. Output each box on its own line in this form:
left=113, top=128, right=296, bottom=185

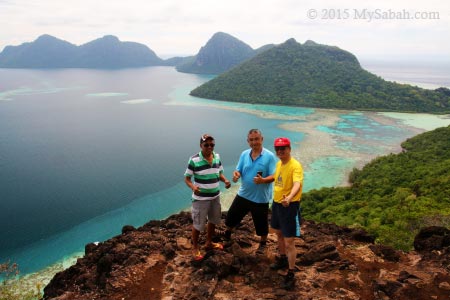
left=1, top=0, right=449, bottom=62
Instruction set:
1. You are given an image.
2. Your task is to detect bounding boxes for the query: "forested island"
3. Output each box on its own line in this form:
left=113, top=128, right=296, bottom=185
left=190, top=38, right=450, bottom=113
left=302, top=125, right=450, bottom=250
left=0, top=35, right=165, bottom=68
left=176, top=32, right=275, bottom=74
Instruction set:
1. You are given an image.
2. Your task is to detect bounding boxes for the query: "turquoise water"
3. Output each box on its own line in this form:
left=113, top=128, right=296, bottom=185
left=7, top=181, right=191, bottom=273
left=319, top=112, right=401, bottom=140
left=303, top=157, right=355, bottom=191
left=317, top=112, right=407, bottom=155
left=167, top=83, right=315, bottom=119
left=1, top=64, right=449, bottom=277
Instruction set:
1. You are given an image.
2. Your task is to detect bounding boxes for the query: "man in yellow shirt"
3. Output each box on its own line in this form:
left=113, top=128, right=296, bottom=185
left=270, top=137, right=303, bottom=290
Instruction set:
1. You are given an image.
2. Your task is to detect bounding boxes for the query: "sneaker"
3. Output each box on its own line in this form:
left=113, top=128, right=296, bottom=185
left=270, top=255, right=288, bottom=270
left=192, top=250, right=204, bottom=262
left=204, top=242, right=224, bottom=251
left=256, top=242, right=267, bottom=254
left=282, top=270, right=295, bottom=290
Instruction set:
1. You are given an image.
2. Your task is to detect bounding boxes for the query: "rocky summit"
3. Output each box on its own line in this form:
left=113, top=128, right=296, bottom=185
left=43, top=211, right=450, bottom=300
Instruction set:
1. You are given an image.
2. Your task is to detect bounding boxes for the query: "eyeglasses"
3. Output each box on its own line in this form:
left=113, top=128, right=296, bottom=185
left=203, top=143, right=215, bottom=148
left=275, top=146, right=287, bottom=151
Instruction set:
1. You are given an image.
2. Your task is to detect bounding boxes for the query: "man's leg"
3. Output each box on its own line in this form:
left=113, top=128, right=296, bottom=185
left=206, top=222, right=215, bottom=246
left=191, top=200, right=206, bottom=260
left=270, top=228, right=288, bottom=269
left=252, top=202, right=269, bottom=253
left=192, top=227, right=200, bottom=253
left=224, top=195, right=250, bottom=240
left=284, top=237, right=296, bottom=270
left=205, top=196, right=223, bottom=250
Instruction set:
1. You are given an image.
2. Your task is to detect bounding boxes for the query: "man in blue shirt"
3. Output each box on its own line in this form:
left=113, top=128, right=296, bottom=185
left=224, top=129, right=277, bottom=254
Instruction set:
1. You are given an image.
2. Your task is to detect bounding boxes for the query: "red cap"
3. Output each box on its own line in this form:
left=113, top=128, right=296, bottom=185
left=274, top=137, right=290, bottom=147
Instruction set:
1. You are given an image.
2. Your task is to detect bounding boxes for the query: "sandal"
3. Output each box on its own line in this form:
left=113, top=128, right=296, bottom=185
left=193, top=250, right=204, bottom=261
left=205, top=242, right=224, bottom=251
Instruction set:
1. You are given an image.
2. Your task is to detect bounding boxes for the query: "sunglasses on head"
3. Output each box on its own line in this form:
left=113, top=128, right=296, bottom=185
left=275, top=146, right=287, bottom=151
left=203, top=143, right=215, bottom=148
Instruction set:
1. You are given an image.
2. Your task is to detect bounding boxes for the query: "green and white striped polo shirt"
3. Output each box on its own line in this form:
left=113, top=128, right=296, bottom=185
left=184, top=151, right=224, bottom=201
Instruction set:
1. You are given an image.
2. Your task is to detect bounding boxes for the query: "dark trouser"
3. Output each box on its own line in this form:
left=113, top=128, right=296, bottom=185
left=225, top=195, right=269, bottom=236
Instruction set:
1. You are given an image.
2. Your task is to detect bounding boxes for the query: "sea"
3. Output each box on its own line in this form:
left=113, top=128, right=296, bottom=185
left=1, top=61, right=450, bottom=283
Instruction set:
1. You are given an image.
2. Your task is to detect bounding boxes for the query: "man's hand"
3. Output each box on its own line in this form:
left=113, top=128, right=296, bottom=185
left=192, top=185, right=200, bottom=195
left=224, top=180, right=231, bottom=189
left=281, top=194, right=290, bottom=207
left=232, top=171, right=241, bottom=183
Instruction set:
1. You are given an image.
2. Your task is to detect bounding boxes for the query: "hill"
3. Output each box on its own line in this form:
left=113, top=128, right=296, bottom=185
left=190, top=38, right=450, bottom=113
left=176, top=32, right=256, bottom=74
left=75, top=35, right=163, bottom=68
left=0, top=35, right=164, bottom=68
left=162, top=55, right=195, bottom=67
left=40, top=212, right=450, bottom=300
left=302, top=125, right=450, bottom=250
left=0, top=34, right=79, bottom=68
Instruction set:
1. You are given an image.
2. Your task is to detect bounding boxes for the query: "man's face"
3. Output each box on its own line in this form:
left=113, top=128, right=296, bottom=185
left=275, top=146, right=290, bottom=160
left=247, top=132, right=263, bottom=150
left=201, top=139, right=215, bottom=155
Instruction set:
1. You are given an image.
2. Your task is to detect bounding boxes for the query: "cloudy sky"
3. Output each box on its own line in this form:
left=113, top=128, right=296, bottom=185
left=1, top=0, right=449, bottom=61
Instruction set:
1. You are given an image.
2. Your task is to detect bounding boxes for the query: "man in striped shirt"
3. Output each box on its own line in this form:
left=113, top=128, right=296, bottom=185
left=184, top=134, right=231, bottom=261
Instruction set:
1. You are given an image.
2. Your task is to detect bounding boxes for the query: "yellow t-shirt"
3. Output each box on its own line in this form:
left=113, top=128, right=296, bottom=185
left=273, top=157, right=303, bottom=203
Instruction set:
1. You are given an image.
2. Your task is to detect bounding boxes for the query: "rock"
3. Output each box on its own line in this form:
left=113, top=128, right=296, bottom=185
left=42, top=213, right=450, bottom=300
left=397, top=270, right=420, bottom=283
left=84, top=242, right=97, bottom=254
left=369, top=244, right=401, bottom=262
left=299, top=241, right=340, bottom=265
left=121, top=225, right=136, bottom=234
left=96, top=254, right=113, bottom=288
left=176, top=237, right=191, bottom=250
left=203, top=252, right=234, bottom=277
left=438, top=281, right=450, bottom=290
left=373, top=279, right=403, bottom=297
left=414, top=226, right=450, bottom=251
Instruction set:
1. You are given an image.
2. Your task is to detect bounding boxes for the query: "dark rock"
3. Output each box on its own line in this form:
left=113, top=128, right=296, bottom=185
left=397, top=270, right=420, bottom=283
left=96, top=254, right=113, bottom=288
left=164, top=219, right=179, bottom=229
left=315, top=258, right=353, bottom=272
left=124, top=254, right=141, bottom=267
left=162, top=243, right=176, bottom=259
left=121, top=225, right=136, bottom=234
left=202, top=252, right=234, bottom=278
left=299, top=241, right=340, bottom=265
left=373, top=279, right=403, bottom=297
left=414, top=226, right=450, bottom=251
left=85, top=242, right=98, bottom=254
left=350, top=229, right=375, bottom=243
left=369, top=244, right=401, bottom=262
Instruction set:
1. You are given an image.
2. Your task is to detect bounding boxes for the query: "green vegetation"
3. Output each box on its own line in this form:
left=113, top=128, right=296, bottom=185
left=190, top=39, right=450, bottom=113
left=301, top=126, right=450, bottom=250
left=0, top=262, right=42, bottom=300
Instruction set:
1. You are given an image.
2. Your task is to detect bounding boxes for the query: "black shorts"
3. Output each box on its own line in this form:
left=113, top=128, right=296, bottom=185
left=225, top=195, right=269, bottom=236
left=271, top=201, right=301, bottom=238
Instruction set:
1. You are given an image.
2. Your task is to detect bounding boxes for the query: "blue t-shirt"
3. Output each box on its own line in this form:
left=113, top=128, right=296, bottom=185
left=236, top=148, right=277, bottom=203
